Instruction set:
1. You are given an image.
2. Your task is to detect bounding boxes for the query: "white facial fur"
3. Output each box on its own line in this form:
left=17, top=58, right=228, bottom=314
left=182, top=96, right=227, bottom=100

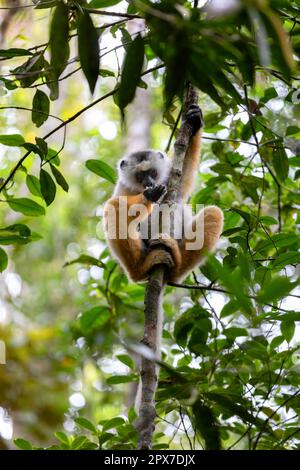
left=117, top=149, right=172, bottom=193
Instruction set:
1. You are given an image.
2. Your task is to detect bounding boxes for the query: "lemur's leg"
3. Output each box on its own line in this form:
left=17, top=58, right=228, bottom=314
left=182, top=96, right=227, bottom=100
left=169, top=206, right=224, bottom=282
left=104, top=185, right=172, bottom=282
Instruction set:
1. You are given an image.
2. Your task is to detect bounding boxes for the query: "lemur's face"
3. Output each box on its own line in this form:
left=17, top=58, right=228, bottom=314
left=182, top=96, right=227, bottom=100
left=118, top=150, right=171, bottom=192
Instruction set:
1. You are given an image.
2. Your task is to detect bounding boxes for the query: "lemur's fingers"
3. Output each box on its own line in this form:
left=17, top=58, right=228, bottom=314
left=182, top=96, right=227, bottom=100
left=184, top=104, right=204, bottom=135
left=144, top=184, right=167, bottom=202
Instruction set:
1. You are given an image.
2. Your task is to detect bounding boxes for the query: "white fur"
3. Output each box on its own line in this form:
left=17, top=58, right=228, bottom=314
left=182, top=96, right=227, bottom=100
left=114, top=149, right=172, bottom=196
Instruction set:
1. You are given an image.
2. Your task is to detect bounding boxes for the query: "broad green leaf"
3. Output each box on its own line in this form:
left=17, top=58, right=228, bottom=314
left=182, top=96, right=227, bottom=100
left=50, top=3, right=69, bottom=79
left=101, top=417, right=125, bottom=431
left=80, top=306, right=110, bottom=333
left=117, top=34, right=144, bottom=113
left=71, top=436, right=89, bottom=450
left=0, top=48, right=32, bottom=58
left=85, top=159, right=116, bottom=183
left=0, top=224, right=31, bottom=237
left=220, top=300, right=239, bottom=318
left=272, top=252, right=300, bottom=269
left=223, top=327, right=248, bottom=340
left=89, top=0, right=123, bottom=7
left=50, top=164, right=69, bottom=192
left=64, top=254, right=105, bottom=269
left=77, top=12, right=100, bottom=94
left=35, top=137, right=48, bottom=156
left=35, top=0, right=58, bottom=8
left=99, top=68, right=115, bottom=78
left=54, top=431, right=70, bottom=446
left=12, top=52, right=44, bottom=87
left=273, top=148, right=289, bottom=181
left=281, top=321, right=295, bottom=343
left=40, top=169, right=56, bottom=206
left=32, top=89, right=50, bottom=127
left=75, top=417, right=97, bottom=434
left=206, top=392, right=266, bottom=430
left=106, top=375, right=136, bottom=385
left=0, top=248, right=8, bottom=272
left=192, top=400, right=221, bottom=450
left=258, top=277, right=297, bottom=304
left=26, top=175, right=43, bottom=198
left=116, top=354, right=135, bottom=370
left=7, top=198, right=45, bottom=217
left=14, top=438, right=32, bottom=450
left=0, top=134, right=25, bottom=146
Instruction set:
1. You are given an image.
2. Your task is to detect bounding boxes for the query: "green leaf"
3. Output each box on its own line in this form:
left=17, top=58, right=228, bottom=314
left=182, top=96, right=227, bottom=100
left=273, top=148, right=289, bottom=181
left=117, top=34, right=144, bottom=113
left=106, top=375, right=135, bottom=385
left=26, top=174, right=43, bottom=198
left=272, top=252, right=300, bottom=269
left=0, top=48, right=32, bottom=58
left=116, top=354, right=135, bottom=370
left=35, top=0, right=58, bottom=8
left=7, top=198, right=45, bottom=217
left=99, top=68, right=115, bottom=77
left=50, top=164, right=69, bottom=192
left=54, top=431, right=70, bottom=446
left=85, top=159, right=116, bottom=183
left=0, top=134, right=25, bottom=146
left=0, top=248, right=8, bottom=272
left=281, top=321, right=295, bottom=343
left=77, top=12, right=100, bottom=94
left=89, top=0, right=123, bottom=7
left=80, top=306, right=110, bottom=333
left=75, top=417, right=97, bottom=434
left=258, top=277, right=297, bottom=304
left=14, top=438, right=32, bottom=450
left=35, top=137, right=48, bottom=156
left=50, top=2, right=69, bottom=79
left=40, top=169, right=56, bottom=206
left=223, top=327, right=248, bottom=340
left=101, top=417, right=125, bottom=431
left=32, top=89, right=50, bottom=127
left=192, top=400, right=221, bottom=450
left=64, top=254, right=105, bottom=269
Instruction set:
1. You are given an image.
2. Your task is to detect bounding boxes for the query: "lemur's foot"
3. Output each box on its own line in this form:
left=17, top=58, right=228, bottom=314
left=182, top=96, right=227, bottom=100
left=148, top=234, right=181, bottom=266
left=146, top=249, right=175, bottom=271
left=184, top=104, right=204, bottom=135
left=144, top=184, right=167, bottom=202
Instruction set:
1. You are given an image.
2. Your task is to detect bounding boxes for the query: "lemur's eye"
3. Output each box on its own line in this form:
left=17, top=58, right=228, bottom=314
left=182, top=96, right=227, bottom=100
left=120, top=160, right=127, bottom=169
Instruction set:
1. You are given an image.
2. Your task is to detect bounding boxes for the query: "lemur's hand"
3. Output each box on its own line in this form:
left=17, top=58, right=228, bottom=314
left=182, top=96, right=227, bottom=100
left=144, top=184, right=167, bottom=202
left=184, top=104, right=204, bottom=136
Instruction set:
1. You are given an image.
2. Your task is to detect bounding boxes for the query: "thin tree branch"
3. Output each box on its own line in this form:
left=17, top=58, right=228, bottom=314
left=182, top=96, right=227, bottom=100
left=83, top=8, right=142, bottom=20
left=136, top=84, right=198, bottom=449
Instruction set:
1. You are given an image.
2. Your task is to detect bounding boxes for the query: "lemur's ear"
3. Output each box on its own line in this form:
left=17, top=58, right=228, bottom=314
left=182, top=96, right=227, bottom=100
left=120, top=159, right=127, bottom=168
left=157, top=152, right=164, bottom=159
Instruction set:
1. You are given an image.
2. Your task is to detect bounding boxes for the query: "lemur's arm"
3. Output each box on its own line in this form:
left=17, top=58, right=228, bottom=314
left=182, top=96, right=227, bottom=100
left=180, top=105, right=204, bottom=201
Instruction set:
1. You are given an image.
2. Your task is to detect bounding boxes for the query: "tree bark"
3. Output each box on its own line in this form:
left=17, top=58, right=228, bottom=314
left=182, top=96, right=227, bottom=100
left=136, top=84, right=199, bottom=449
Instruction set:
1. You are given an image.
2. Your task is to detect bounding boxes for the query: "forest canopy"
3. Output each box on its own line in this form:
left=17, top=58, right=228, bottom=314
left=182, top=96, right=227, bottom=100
left=0, top=0, right=299, bottom=451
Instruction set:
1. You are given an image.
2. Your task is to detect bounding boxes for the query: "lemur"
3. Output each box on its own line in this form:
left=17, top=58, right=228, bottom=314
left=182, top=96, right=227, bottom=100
left=103, top=105, right=224, bottom=283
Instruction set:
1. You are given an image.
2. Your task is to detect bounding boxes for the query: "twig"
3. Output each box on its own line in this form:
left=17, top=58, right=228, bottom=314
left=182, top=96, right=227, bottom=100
left=83, top=8, right=142, bottom=20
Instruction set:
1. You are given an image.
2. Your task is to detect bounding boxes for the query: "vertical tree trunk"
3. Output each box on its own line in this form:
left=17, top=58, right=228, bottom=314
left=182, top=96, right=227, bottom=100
left=136, top=84, right=199, bottom=449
